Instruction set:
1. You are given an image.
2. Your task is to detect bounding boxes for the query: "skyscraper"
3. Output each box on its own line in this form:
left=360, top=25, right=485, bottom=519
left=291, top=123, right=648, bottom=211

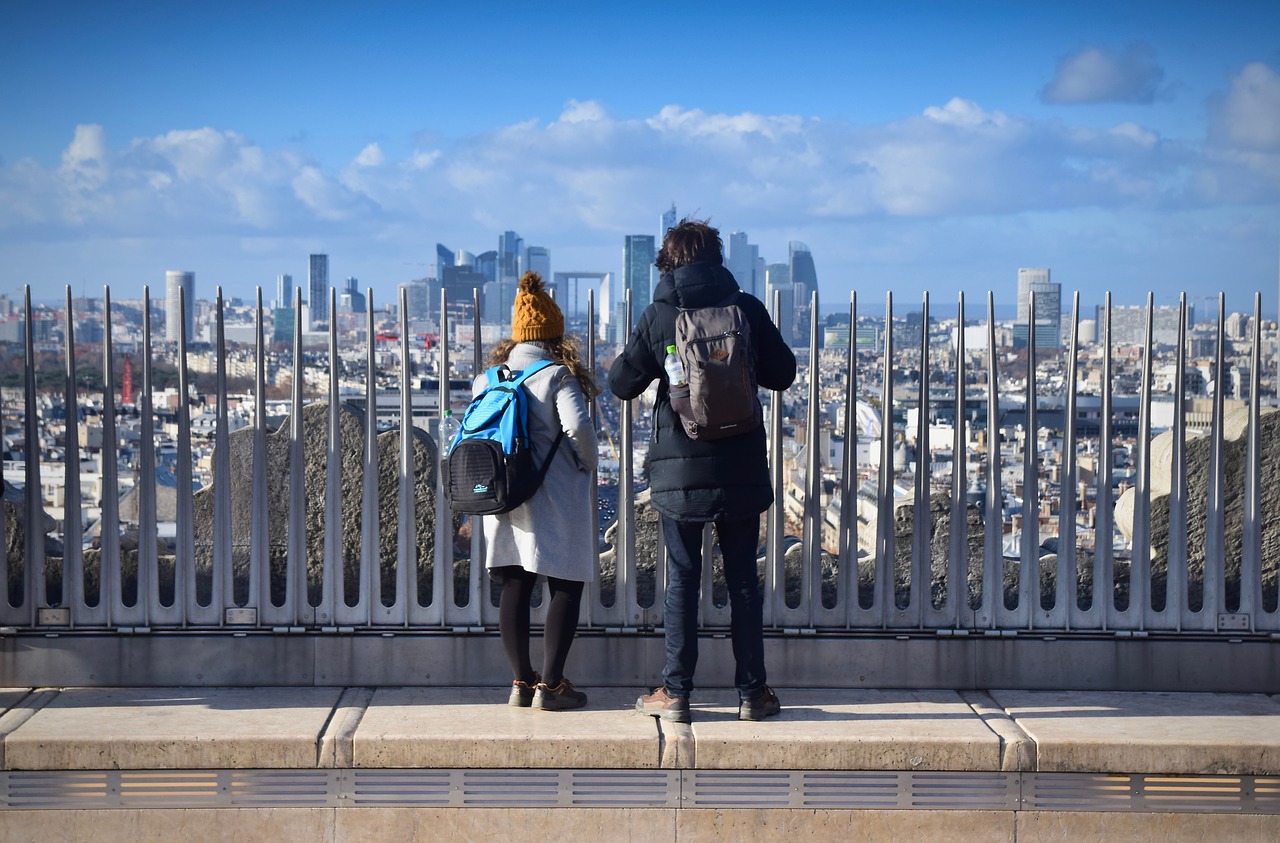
left=624, top=235, right=656, bottom=311
left=1016, top=268, right=1062, bottom=348
left=789, top=242, right=818, bottom=346
left=308, top=254, right=329, bottom=329
left=499, top=231, right=523, bottom=281
left=165, top=270, right=195, bottom=342
left=660, top=204, right=677, bottom=240
left=727, top=231, right=757, bottom=298
left=276, top=273, right=292, bottom=309
left=789, top=242, right=818, bottom=298
left=525, top=245, right=551, bottom=282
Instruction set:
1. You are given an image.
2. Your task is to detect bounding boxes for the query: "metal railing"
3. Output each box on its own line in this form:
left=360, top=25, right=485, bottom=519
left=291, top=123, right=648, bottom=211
left=1, top=283, right=1276, bottom=636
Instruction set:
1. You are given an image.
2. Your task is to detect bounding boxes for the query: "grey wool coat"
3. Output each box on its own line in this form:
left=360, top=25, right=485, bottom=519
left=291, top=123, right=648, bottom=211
left=477, top=342, right=599, bottom=583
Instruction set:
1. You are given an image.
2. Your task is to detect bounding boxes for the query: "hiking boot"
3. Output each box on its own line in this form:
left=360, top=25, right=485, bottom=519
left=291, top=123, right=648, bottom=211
left=739, top=686, right=781, bottom=721
left=533, top=678, right=588, bottom=711
left=636, top=687, right=691, bottom=723
left=508, top=673, right=540, bottom=707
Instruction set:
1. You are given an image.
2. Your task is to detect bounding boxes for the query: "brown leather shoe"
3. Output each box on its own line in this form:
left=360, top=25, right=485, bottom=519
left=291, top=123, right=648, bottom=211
left=636, top=687, right=691, bottom=723
left=739, top=686, right=781, bottom=721
left=508, top=673, right=540, bottom=707
left=533, top=678, right=588, bottom=711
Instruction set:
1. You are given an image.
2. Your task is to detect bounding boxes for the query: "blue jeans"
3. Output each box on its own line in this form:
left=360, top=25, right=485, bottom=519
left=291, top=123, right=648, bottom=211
left=660, top=514, right=766, bottom=701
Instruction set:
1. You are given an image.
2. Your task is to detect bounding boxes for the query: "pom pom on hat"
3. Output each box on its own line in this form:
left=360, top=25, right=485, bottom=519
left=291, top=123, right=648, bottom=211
left=511, top=271, right=564, bottom=342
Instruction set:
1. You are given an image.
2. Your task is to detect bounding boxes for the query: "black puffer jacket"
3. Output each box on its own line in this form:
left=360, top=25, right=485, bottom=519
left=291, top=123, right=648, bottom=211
left=608, top=261, right=797, bottom=522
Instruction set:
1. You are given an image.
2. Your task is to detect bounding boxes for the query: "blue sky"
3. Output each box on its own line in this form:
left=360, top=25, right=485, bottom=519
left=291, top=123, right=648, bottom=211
left=2, top=0, right=1279, bottom=315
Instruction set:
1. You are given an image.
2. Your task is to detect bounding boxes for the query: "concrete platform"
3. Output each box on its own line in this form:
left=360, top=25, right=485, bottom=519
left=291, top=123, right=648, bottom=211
left=1, top=685, right=1277, bottom=776
left=2, top=685, right=1279, bottom=843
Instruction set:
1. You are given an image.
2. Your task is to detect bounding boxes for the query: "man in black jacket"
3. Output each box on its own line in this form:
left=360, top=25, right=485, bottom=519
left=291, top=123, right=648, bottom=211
left=608, top=218, right=797, bottom=723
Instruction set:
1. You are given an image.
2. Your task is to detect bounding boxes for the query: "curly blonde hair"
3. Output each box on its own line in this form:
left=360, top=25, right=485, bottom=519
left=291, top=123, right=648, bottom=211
left=488, top=335, right=601, bottom=399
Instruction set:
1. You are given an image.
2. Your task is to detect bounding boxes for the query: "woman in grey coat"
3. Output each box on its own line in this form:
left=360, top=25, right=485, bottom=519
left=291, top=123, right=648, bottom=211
left=478, top=272, right=599, bottom=711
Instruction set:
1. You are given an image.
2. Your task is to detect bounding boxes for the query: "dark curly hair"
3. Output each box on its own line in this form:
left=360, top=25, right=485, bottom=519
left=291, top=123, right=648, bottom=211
left=655, top=217, right=723, bottom=273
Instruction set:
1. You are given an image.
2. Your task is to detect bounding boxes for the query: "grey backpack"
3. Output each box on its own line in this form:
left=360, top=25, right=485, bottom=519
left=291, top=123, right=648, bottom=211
left=669, top=292, right=762, bottom=440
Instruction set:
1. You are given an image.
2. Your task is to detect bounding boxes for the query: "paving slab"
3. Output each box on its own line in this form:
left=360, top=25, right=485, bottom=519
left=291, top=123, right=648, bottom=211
left=688, top=688, right=1005, bottom=770
left=353, top=686, right=660, bottom=769
left=1, top=687, right=344, bottom=770
left=989, top=690, right=1280, bottom=775
left=0, top=688, right=31, bottom=714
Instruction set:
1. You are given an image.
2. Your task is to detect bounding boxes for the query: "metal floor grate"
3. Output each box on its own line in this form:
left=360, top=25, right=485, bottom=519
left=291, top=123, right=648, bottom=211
left=2, top=769, right=1278, bottom=813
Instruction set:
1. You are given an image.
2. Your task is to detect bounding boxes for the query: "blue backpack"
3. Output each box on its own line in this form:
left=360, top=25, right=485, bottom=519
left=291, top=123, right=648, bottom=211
left=444, top=359, right=563, bottom=515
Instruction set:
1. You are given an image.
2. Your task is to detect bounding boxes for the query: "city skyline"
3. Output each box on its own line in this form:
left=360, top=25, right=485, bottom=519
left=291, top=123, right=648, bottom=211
left=1, top=2, right=1278, bottom=314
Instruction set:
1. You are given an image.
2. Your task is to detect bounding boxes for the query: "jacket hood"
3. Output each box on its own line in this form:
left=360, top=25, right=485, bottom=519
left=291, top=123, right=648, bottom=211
left=653, top=261, right=740, bottom=309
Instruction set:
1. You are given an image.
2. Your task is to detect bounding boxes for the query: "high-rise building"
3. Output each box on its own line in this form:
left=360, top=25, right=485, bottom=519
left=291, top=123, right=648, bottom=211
left=789, top=242, right=818, bottom=299
left=727, top=231, right=758, bottom=298
left=308, top=254, right=329, bottom=329
left=341, top=277, right=366, bottom=314
left=765, top=263, right=793, bottom=345
left=435, top=243, right=453, bottom=280
left=1015, top=268, right=1062, bottom=348
left=624, top=235, right=656, bottom=311
left=525, top=245, right=551, bottom=283
left=789, top=242, right=818, bottom=346
left=276, top=273, right=292, bottom=310
left=499, top=231, right=523, bottom=281
left=475, top=250, right=499, bottom=283
left=164, top=270, right=194, bottom=342
left=660, top=204, right=677, bottom=241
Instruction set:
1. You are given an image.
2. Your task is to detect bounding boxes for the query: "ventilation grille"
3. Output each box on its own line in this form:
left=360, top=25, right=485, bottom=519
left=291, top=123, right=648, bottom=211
left=2, top=769, right=1278, bottom=813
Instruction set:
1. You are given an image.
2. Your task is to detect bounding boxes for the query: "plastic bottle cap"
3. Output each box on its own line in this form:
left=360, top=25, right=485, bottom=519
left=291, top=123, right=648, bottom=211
left=666, top=344, right=677, bottom=353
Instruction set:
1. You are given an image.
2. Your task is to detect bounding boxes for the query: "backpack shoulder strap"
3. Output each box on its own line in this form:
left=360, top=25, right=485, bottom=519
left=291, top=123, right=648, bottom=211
left=507, top=358, right=556, bottom=386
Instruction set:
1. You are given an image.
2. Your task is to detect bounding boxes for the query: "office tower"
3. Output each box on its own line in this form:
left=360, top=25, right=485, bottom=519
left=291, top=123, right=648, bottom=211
left=1016, top=268, right=1062, bottom=348
left=499, top=231, right=523, bottom=281
left=624, top=235, right=657, bottom=311
left=276, top=274, right=292, bottom=310
left=789, top=242, right=818, bottom=299
left=727, top=231, right=757, bottom=298
left=308, top=254, right=329, bottom=329
left=164, top=270, right=195, bottom=342
left=525, top=245, right=551, bottom=283
left=400, top=278, right=430, bottom=324
left=789, top=242, right=818, bottom=346
left=341, top=277, right=366, bottom=314
left=765, top=263, right=793, bottom=345
left=660, top=203, right=677, bottom=240
left=456, top=249, right=476, bottom=269
left=475, top=250, right=499, bottom=283
left=434, top=244, right=454, bottom=280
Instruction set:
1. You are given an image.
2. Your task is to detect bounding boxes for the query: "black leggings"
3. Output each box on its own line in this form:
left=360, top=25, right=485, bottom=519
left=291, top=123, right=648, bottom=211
left=496, top=566, right=584, bottom=687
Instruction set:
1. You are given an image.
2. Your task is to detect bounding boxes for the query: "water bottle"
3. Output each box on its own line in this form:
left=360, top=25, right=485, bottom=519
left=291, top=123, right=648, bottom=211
left=439, top=409, right=460, bottom=461
left=665, top=345, right=693, bottom=423
left=663, top=345, right=687, bottom=385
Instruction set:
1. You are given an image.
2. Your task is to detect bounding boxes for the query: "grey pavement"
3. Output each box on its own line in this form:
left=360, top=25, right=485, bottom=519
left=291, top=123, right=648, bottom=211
left=2, top=685, right=1279, bottom=775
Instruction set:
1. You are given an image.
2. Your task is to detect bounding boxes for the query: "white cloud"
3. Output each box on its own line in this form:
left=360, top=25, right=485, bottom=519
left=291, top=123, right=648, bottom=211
left=1, top=88, right=1275, bottom=271
left=1041, top=43, right=1165, bottom=105
left=1211, top=62, right=1280, bottom=151
left=354, top=143, right=385, bottom=167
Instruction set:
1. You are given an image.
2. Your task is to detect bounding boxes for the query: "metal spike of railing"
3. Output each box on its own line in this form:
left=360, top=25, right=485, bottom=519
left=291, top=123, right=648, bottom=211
left=1242, top=291, right=1263, bottom=629
left=61, top=287, right=83, bottom=621
left=766, top=290, right=786, bottom=626
left=802, top=290, right=823, bottom=625
left=99, top=286, right=121, bottom=625
left=876, top=292, right=895, bottom=620
left=944, top=292, right=968, bottom=628
left=23, top=287, right=42, bottom=625
left=908, top=291, right=930, bottom=627
left=1096, top=294, right=1115, bottom=628
left=1127, top=292, right=1154, bottom=630
left=138, top=287, right=157, bottom=624
left=839, top=291, right=858, bottom=627
left=617, top=290, right=637, bottom=622
left=250, top=288, right=268, bottom=621
left=1058, top=293, right=1080, bottom=631
left=174, top=285, right=195, bottom=624
left=1016, top=292, right=1037, bottom=629
left=212, top=288, right=231, bottom=621
left=397, top=286, right=419, bottom=623
left=980, top=291, right=1001, bottom=628
left=1205, top=294, right=1225, bottom=626
left=1167, top=295, right=1189, bottom=631
left=363, top=291, right=388, bottom=624
left=288, top=286, right=306, bottom=624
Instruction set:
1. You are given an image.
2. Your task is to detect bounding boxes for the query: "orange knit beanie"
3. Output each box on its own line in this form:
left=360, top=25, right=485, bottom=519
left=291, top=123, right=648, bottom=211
left=511, top=271, right=563, bottom=342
